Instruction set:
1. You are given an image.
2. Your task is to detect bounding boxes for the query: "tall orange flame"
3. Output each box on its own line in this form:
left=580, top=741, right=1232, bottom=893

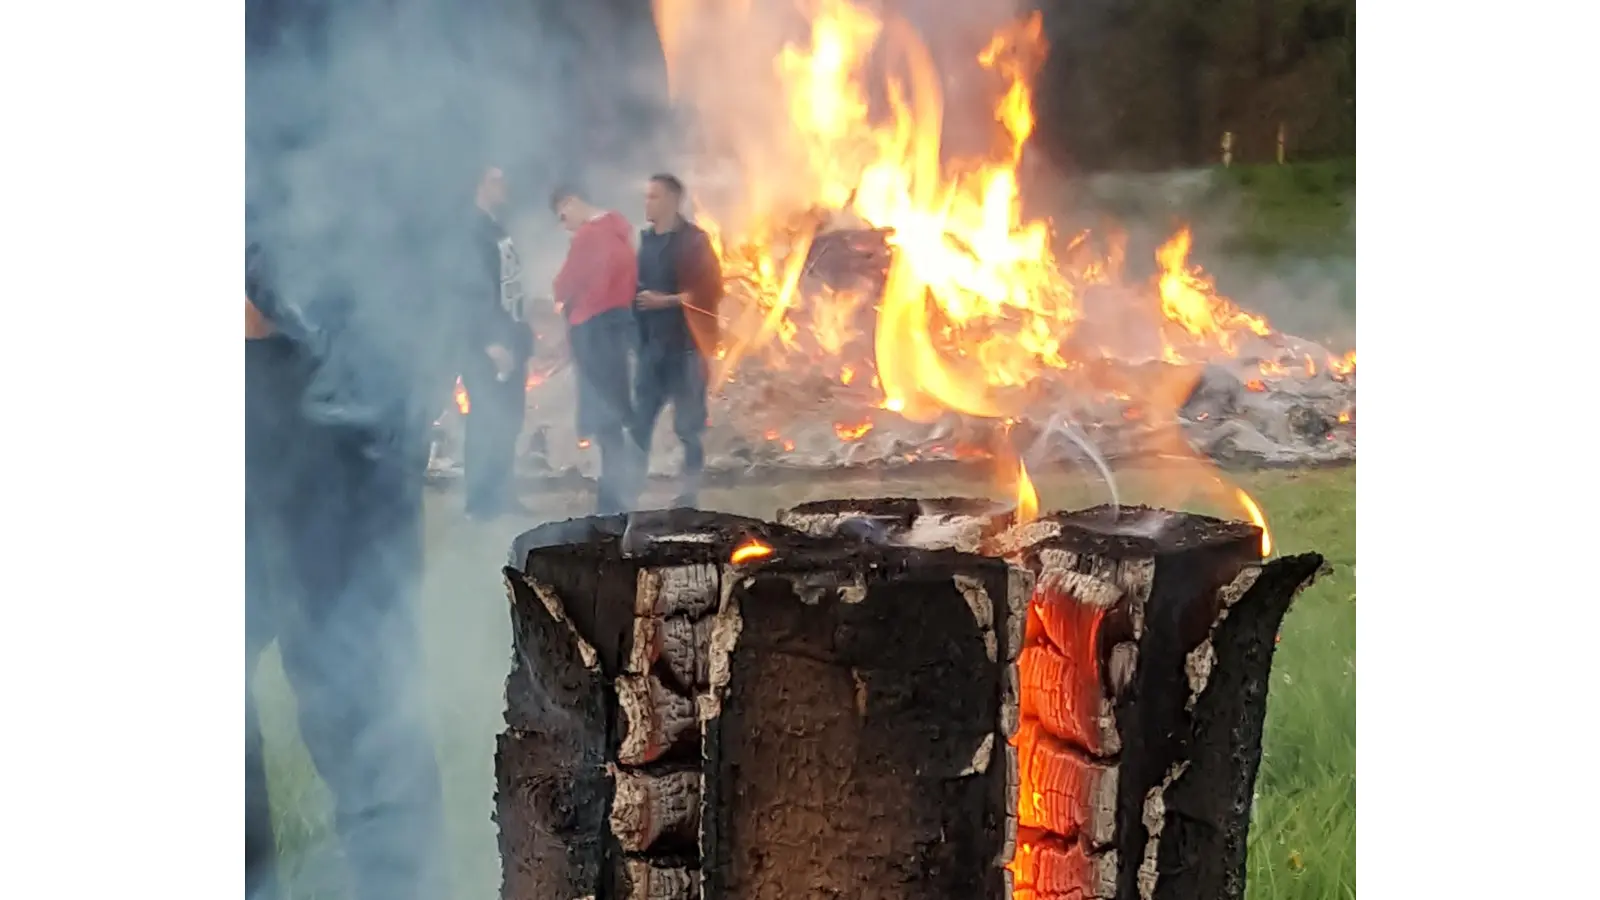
left=1016, top=459, right=1039, bottom=525
left=654, top=0, right=1280, bottom=562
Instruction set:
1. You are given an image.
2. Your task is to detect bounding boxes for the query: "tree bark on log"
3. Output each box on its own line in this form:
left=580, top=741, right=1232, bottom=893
left=499, top=502, right=1322, bottom=900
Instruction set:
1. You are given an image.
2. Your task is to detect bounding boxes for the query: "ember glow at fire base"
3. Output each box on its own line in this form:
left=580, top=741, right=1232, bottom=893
left=435, top=0, right=1355, bottom=528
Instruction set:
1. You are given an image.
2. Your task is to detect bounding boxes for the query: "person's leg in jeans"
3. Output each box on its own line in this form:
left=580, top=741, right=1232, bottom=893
left=571, top=310, right=639, bottom=514
left=631, top=339, right=670, bottom=492
left=488, top=373, right=526, bottom=508
left=274, top=418, right=448, bottom=900
left=461, top=365, right=523, bottom=516
left=669, top=350, right=710, bottom=508
left=460, top=365, right=498, bottom=516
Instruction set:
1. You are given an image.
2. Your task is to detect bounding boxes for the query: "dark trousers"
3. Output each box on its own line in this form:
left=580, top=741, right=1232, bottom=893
left=460, top=358, right=526, bottom=516
left=568, top=308, right=641, bottom=514
left=245, top=338, right=447, bottom=900
left=633, top=343, right=709, bottom=507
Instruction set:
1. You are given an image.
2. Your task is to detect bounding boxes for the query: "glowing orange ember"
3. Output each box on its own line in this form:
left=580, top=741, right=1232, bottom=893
left=1016, top=460, right=1039, bottom=525
left=730, top=540, right=774, bottom=565
left=578, top=439, right=592, bottom=450
left=834, top=421, right=874, bottom=441
left=453, top=377, right=470, bottom=416
left=1329, top=350, right=1356, bottom=377
left=1235, top=489, right=1272, bottom=557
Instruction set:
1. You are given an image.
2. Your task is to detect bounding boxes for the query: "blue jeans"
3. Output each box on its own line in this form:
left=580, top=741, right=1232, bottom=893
left=632, top=342, right=709, bottom=507
left=461, top=355, right=526, bottom=516
left=568, top=308, right=642, bottom=514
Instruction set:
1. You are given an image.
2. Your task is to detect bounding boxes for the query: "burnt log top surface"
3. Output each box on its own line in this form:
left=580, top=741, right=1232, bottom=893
left=781, top=495, right=1013, bottom=521
left=1011, top=504, right=1262, bottom=559
left=511, top=504, right=1262, bottom=573
left=510, top=507, right=1013, bottom=574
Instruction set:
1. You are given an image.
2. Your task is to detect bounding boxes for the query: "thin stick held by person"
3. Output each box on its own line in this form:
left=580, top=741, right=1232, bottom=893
left=633, top=173, right=724, bottom=508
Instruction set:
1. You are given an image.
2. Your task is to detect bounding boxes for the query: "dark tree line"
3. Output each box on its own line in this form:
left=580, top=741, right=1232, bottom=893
left=246, top=0, right=1354, bottom=198
left=1029, top=0, right=1355, bottom=171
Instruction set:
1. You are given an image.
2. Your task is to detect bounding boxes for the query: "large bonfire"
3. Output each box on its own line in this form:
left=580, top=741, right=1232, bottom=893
left=437, top=0, right=1356, bottom=530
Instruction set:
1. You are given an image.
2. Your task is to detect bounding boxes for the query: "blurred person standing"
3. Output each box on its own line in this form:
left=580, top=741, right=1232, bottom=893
left=460, top=165, right=536, bottom=520
left=632, top=173, right=723, bottom=508
left=550, top=186, right=640, bottom=514
left=244, top=242, right=447, bottom=900
left=245, top=0, right=453, bottom=896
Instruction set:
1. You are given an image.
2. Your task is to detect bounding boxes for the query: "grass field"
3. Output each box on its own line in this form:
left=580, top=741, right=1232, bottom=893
left=254, top=464, right=1355, bottom=900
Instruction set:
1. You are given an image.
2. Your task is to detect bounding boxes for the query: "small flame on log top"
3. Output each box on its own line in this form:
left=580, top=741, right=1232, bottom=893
left=730, top=539, right=774, bottom=565
left=1235, top=489, right=1272, bottom=557
left=1016, top=460, right=1039, bottom=526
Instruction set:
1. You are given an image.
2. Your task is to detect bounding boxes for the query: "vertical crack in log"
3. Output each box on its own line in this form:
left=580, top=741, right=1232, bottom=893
left=1184, top=566, right=1262, bottom=712
left=698, top=569, right=744, bottom=724
left=962, top=732, right=997, bottom=776
left=525, top=575, right=600, bottom=670
left=1137, top=762, right=1189, bottom=900
left=955, top=573, right=1000, bottom=662
left=997, top=741, right=1020, bottom=868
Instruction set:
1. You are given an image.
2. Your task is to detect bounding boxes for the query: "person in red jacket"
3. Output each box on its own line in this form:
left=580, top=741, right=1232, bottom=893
left=551, top=186, right=641, bottom=514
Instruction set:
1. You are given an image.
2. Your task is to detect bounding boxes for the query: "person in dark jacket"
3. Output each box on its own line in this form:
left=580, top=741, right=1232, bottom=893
left=244, top=241, right=447, bottom=900
left=460, top=166, right=536, bottom=520
left=551, top=185, right=641, bottom=514
left=632, top=173, right=723, bottom=508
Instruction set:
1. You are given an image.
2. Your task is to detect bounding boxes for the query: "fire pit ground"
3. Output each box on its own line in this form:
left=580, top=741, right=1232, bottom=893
left=496, top=503, right=1322, bottom=900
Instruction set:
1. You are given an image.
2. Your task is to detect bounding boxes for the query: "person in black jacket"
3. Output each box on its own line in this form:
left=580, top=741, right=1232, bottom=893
left=244, top=238, right=448, bottom=900
left=460, top=166, right=536, bottom=520
left=633, top=173, right=724, bottom=508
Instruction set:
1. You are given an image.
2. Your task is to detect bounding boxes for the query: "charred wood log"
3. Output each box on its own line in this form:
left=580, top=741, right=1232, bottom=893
left=782, top=499, right=1321, bottom=900
left=498, top=509, right=1025, bottom=899
left=991, top=504, right=1322, bottom=900
left=499, top=502, right=1321, bottom=900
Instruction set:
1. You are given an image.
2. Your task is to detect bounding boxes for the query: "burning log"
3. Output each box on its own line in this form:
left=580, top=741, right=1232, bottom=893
left=498, top=509, right=1022, bottom=899
left=497, top=503, right=1321, bottom=900
left=989, top=505, right=1323, bottom=900
left=784, top=500, right=1322, bottom=900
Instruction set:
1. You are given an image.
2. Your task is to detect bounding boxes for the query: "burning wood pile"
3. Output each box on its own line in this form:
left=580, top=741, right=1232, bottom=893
left=496, top=500, right=1323, bottom=900
left=428, top=1, right=1357, bottom=484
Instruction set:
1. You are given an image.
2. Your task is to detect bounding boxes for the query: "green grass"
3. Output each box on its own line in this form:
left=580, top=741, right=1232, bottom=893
left=254, top=465, right=1355, bottom=899
left=1217, top=158, right=1356, bottom=261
